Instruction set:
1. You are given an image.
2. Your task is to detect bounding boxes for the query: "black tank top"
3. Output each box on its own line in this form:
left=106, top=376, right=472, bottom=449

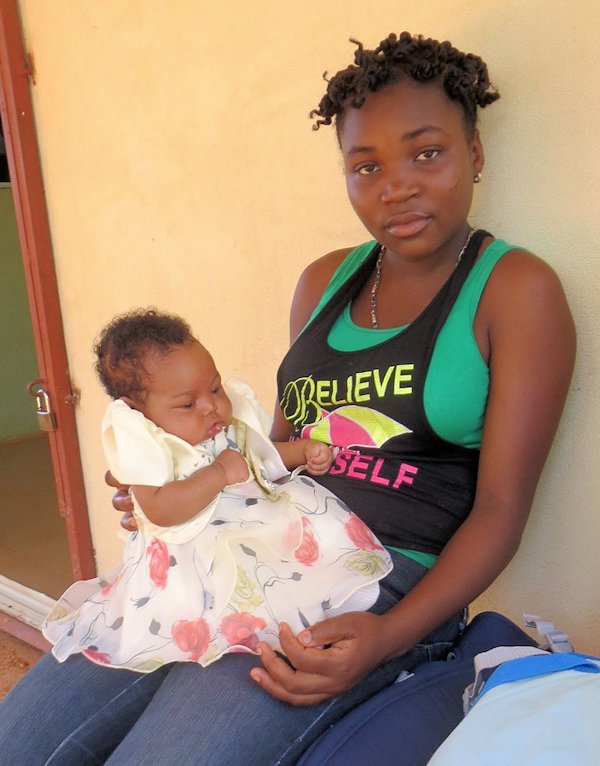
left=276, top=230, right=489, bottom=554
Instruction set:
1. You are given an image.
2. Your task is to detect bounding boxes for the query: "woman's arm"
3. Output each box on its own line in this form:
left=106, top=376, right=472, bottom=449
left=253, top=249, right=576, bottom=704
left=270, top=246, right=351, bottom=446
left=288, top=247, right=353, bottom=341
left=132, top=449, right=249, bottom=527
left=375, top=251, right=577, bottom=649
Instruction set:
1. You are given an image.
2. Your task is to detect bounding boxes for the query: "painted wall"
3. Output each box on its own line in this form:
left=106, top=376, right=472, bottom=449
left=0, top=186, right=39, bottom=439
left=17, top=0, right=600, bottom=652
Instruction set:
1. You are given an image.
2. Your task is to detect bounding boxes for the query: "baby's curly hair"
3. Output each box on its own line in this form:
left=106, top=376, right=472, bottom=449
left=94, top=308, right=196, bottom=400
left=310, top=32, right=499, bottom=135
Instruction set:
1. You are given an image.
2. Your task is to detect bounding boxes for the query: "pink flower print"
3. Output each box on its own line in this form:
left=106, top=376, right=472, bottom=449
left=345, top=513, right=384, bottom=551
left=146, top=538, right=170, bottom=589
left=172, top=618, right=211, bottom=661
left=294, top=517, right=320, bottom=565
left=82, top=648, right=112, bottom=665
left=283, top=518, right=302, bottom=551
left=100, top=571, right=123, bottom=596
left=220, top=613, right=267, bottom=652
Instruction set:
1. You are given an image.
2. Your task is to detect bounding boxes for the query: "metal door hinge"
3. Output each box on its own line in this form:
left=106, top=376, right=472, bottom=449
left=24, top=51, right=36, bottom=85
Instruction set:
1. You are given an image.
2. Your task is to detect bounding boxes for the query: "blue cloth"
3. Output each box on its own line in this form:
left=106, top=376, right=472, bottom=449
left=297, top=612, right=538, bottom=766
left=477, top=651, right=600, bottom=701
left=429, top=651, right=600, bottom=766
left=0, top=551, right=461, bottom=765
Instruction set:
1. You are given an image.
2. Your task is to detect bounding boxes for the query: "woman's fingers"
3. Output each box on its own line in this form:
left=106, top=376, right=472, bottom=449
left=112, top=488, right=134, bottom=514
left=105, top=470, right=126, bottom=489
left=252, top=617, right=385, bottom=704
left=251, top=643, right=336, bottom=705
left=104, top=471, right=136, bottom=528
left=277, top=621, right=351, bottom=674
left=120, top=511, right=138, bottom=532
left=105, top=471, right=134, bottom=513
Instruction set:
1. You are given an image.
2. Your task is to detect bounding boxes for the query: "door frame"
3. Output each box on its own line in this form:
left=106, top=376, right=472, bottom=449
left=0, top=1, right=95, bottom=603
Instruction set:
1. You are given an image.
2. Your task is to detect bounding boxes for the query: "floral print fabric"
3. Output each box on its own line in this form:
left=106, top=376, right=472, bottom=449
left=44, top=478, right=391, bottom=671
left=43, top=385, right=392, bottom=672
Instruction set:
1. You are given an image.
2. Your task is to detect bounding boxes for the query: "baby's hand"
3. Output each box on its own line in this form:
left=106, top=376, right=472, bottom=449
left=215, top=449, right=249, bottom=485
left=304, top=440, right=333, bottom=476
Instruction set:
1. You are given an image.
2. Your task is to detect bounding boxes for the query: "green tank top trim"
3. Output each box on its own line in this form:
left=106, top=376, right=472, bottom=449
left=306, top=238, right=517, bottom=449
left=386, top=546, right=438, bottom=569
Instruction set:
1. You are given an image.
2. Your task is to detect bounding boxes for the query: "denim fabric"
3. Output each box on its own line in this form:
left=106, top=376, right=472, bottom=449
left=0, top=551, right=462, bottom=765
left=0, top=653, right=171, bottom=765
left=297, top=612, right=538, bottom=766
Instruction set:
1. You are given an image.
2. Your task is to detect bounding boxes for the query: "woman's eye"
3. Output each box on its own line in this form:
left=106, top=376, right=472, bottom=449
left=355, top=163, right=378, bottom=176
left=415, top=149, right=441, bottom=161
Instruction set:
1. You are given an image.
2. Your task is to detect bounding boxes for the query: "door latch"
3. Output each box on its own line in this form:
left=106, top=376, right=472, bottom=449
left=27, top=379, right=57, bottom=432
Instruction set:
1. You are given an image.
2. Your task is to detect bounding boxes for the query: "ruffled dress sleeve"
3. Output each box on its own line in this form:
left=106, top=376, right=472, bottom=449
left=102, top=399, right=220, bottom=543
left=224, top=377, right=290, bottom=483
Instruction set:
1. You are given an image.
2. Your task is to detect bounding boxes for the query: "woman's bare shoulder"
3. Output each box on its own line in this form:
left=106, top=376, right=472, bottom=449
left=481, top=246, right=571, bottom=320
left=289, top=247, right=354, bottom=341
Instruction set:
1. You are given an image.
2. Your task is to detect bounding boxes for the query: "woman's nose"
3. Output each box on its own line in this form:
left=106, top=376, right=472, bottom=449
left=380, top=170, right=418, bottom=204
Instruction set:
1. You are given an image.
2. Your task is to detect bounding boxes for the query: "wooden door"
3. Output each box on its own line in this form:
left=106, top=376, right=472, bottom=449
left=0, top=0, right=95, bottom=644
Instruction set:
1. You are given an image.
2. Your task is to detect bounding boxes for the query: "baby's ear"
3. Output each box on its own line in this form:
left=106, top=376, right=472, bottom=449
left=120, top=395, right=138, bottom=410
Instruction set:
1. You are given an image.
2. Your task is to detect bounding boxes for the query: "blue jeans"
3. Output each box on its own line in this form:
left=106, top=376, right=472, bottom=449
left=0, top=552, right=463, bottom=765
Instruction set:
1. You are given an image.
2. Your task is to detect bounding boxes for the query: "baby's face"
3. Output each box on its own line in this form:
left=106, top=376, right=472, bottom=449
left=131, top=341, right=233, bottom=445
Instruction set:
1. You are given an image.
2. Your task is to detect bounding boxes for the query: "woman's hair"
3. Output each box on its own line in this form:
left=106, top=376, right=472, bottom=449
left=310, top=32, right=499, bottom=135
left=94, top=307, right=196, bottom=400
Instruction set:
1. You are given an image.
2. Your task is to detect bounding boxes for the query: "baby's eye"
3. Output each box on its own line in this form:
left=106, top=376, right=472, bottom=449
left=415, top=149, right=441, bottom=161
left=211, top=385, right=221, bottom=394
left=181, top=401, right=194, bottom=410
left=355, top=163, right=379, bottom=176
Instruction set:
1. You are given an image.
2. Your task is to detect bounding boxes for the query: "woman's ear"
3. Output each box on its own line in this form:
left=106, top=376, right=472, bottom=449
left=471, top=130, right=485, bottom=176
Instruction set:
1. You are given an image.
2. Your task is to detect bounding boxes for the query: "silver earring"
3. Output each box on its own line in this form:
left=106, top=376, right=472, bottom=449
left=473, top=172, right=482, bottom=183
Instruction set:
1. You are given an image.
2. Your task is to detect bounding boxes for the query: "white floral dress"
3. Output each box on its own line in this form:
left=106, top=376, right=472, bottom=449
left=43, top=379, right=392, bottom=672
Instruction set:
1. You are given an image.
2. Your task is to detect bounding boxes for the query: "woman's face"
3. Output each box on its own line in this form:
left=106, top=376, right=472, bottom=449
left=338, top=79, right=484, bottom=262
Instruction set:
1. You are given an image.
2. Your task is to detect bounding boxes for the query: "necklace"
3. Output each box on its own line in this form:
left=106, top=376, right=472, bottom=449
left=369, top=228, right=478, bottom=329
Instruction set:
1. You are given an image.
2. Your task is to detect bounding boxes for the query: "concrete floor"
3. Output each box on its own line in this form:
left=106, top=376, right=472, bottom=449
left=0, top=629, right=42, bottom=700
left=0, top=434, right=73, bottom=599
left=0, top=434, right=69, bottom=700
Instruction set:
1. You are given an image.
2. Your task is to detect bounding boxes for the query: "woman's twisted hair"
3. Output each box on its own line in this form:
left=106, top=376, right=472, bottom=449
left=310, top=32, right=499, bottom=134
left=94, top=307, right=195, bottom=400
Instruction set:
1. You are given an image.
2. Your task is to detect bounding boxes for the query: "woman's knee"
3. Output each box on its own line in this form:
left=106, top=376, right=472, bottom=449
left=0, top=653, right=171, bottom=765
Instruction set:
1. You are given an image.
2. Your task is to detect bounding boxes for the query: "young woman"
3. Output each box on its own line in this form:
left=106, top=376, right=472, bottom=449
left=0, top=32, right=575, bottom=765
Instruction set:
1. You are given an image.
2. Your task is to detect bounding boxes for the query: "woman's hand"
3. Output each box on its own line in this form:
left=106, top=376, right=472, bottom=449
left=105, top=470, right=137, bottom=532
left=251, top=612, right=394, bottom=706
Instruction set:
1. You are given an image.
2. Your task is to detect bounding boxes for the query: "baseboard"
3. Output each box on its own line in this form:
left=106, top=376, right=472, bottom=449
left=0, top=574, right=55, bottom=651
left=0, top=612, right=50, bottom=651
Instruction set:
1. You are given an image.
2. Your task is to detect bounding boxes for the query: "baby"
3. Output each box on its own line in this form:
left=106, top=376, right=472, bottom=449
left=43, top=308, right=391, bottom=671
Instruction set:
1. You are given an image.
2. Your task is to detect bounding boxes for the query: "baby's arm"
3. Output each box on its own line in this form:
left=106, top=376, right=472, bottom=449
left=274, top=439, right=333, bottom=476
left=132, top=449, right=249, bottom=527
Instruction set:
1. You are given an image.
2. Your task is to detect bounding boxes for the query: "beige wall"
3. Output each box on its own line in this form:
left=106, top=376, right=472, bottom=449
left=18, top=0, right=600, bottom=652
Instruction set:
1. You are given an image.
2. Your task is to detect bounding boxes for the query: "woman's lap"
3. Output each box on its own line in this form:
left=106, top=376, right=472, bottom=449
left=0, top=652, right=172, bottom=765
left=105, top=649, right=432, bottom=766
left=0, top=552, right=463, bottom=765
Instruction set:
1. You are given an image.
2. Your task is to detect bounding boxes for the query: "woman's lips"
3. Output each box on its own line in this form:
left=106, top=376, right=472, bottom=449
left=385, top=213, right=431, bottom=238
